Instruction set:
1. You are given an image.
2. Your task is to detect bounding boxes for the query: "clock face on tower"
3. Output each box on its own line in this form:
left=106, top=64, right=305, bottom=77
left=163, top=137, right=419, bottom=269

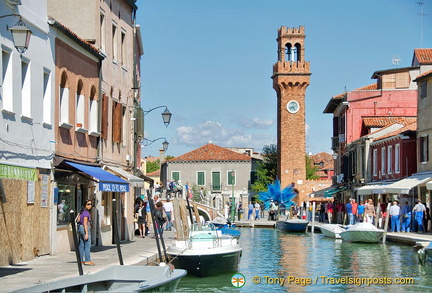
left=286, top=100, right=300, bottom=114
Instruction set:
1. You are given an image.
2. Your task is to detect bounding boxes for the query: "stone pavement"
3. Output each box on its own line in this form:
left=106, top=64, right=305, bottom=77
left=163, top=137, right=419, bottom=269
left=0, top=230, right=175, bottom=292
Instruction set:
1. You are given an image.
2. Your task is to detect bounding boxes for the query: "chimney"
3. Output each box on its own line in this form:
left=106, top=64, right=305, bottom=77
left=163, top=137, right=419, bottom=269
left=159, top=148, right=165, bottom=164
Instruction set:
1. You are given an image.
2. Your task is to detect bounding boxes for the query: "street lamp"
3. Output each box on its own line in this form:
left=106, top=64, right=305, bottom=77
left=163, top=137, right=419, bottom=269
left=9, top=19, right=32, bottom=54
left=144, top=106, right=172, bottom=127
left=140, top=137, right=169, bottom=151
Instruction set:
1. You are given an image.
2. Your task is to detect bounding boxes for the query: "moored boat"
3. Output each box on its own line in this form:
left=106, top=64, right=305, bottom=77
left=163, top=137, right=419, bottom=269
left=275, top=219, right=309, bottom=232
left=10, top=264, right=187, bottom=292
left=166, top=224, right=242, bottom=277
left=319, top=224, right=346, bottom=239
left=340, top=222, right=384, bottom=243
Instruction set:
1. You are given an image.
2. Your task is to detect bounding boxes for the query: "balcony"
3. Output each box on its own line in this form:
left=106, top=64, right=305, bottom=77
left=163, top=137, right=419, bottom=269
left=331, top=137, right=339, bottom=150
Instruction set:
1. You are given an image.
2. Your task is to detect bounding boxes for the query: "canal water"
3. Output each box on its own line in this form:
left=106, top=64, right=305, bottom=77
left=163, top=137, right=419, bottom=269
left=175, top=227, right=432, bottom=292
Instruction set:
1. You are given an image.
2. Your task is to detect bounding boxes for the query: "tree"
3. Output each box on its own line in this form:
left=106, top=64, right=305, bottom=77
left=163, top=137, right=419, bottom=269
left=146, top=159, right=160, bottom=173
left=251, top=144, right=277, bottom=192
left=306, top=154, right=320, bottom=180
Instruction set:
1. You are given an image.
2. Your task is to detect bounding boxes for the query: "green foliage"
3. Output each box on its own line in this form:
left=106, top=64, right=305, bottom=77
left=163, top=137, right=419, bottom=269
left=251, top=144, right=277, bottom=192
left=306, top=154, right=320, bottom=180
left=146, top=159, right=160, bottom=173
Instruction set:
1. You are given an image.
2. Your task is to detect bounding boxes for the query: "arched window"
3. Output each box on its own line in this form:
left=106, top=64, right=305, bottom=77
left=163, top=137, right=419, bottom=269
left=285, top=43, right=292, bottom=61
left=89, top=85, right=98, bottom=134
left=295, top=43, right=302, bottom=62
left=59, top=71, right=70, bottom=125
left=76, top=80, right=85, bottom=129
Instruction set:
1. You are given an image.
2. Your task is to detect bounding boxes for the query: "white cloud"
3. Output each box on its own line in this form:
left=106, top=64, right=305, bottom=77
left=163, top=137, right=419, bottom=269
left=175, top=121, right=275, bottom=152
left=239, top=117, right=274, bottom=129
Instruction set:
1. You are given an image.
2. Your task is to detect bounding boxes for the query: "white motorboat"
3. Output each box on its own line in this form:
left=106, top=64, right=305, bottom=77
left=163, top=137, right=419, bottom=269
left=319, top=224, right=346, bottom=239
left=11, top=264, right=186, bottom=292
left=340, top=222, right=384, bottom=243
left=166, top=224, right=242, bottom=277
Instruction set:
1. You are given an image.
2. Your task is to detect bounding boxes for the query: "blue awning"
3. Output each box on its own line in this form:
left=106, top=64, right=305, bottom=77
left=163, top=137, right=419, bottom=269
left=65, top=162, right=129, bottom=192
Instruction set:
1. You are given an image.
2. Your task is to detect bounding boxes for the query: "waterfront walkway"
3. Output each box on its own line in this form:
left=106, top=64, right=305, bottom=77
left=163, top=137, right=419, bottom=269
left=1, top=221, right=432, bottom=292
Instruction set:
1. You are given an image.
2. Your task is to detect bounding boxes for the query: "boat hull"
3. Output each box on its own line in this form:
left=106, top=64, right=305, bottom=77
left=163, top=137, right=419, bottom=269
left=340, top=223, right=384, bottom=243
left=13, top=265, right=187, bottom=292
left=320, top=224, right=345, bottom=239
left=276, top=220, right=309, bottom=232
left=168, top=247, right=242, bottom=277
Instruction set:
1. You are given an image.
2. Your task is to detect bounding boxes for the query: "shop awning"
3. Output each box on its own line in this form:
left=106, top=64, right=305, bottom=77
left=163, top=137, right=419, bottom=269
left=384, top=173, right=432, bottom=194
left=104, top=166, right=144, bottom=188
left=65, top=162, right=129, bottom=192
left=357, top=183, right=387, bottom=195
left=310, top=186, right=335, bottom=197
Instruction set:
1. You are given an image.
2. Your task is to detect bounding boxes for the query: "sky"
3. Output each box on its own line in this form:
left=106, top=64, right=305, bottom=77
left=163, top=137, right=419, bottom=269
left=136, top=0, right=432, bottom=158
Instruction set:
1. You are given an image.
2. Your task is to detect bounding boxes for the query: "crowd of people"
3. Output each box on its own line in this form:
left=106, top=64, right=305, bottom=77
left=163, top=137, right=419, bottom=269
left=316, top=198, right=431, bottom=233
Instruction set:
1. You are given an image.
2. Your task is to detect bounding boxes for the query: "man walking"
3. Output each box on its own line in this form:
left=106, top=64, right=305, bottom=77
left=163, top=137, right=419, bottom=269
left=413, top=199, right=426, bottom=233
left=389, top=201, right=401, bottom=232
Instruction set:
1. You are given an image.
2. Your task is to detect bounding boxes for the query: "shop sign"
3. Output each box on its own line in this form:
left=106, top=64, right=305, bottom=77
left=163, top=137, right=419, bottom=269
left=0, top=164, right=37, bottom=181
left=99, top=182, right=129, bottom=192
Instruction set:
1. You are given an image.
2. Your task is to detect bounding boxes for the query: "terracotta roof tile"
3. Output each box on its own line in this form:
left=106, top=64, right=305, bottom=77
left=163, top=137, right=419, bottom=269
left=168, top=143, right=252, bottom=162
left=373, top=121, right=417, bottom=141
left=362, top=117, right=416, bottom=128
left=353, top=83, right=378, bottom=91
left=414, top=49, right=432, bottom=65
left=311, top=152, right=334, bottom=170
left=414, top=69, right=432, bottom=81
left=147, top=169, right=160, bottom=176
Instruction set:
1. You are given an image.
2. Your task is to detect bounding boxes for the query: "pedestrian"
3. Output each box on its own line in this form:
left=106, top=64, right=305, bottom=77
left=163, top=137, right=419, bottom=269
left=412, top=199, right=426, bottom=233
left=319, top=202, right=326, bottom=222
left=389, top=201, right=401, bottom=232
left=254, top=202, right=261, bottom=220
left=164, top=198, right=173, bottom=231
left=237, top=201, right=243, bottom=221
left=357, top=200, right=365, bottom=222
left=137, top=201, right=147, bottom=237
left=401, top=201, right=411, bottom=232
left=248, top=202, right=254, bottom=220
left=364, top=198, right=376, bottom=224
left=77, top=199, right=95, bottom=266
left=345, top=199, right=353, bottom=225
left=351, top=199, right=358, bottom=225
left=154, top=201, right=167, bottom=236
left=326, top=201, right=334, bottom=224
left=199, top=188, right=205, bottom=202
left=336, top=201, right=345, bottom=224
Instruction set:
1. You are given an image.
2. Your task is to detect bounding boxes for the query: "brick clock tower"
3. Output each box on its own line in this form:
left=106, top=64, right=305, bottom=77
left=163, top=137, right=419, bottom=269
left=272, top=26, right=311, bottom=204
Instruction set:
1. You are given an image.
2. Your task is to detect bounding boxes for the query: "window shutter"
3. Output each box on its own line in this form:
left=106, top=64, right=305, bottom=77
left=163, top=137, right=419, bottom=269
left=112, top=102, right=122, bottom=143
left=100, top=94, right=108, bottom=139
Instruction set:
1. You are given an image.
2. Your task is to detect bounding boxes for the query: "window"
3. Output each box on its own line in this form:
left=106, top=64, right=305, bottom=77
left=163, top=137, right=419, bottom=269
left=395, top=144, right=400, bottom=173
left=381, top=147, right=386, bottom=175
left=211, top=171, right=221, bottom=191
left=2, top=48, right=13, bottom=112
left=121, top=29, right=126, bottom=67
left=76, top=80, right=85, bottom=129
left=43, top=69, right=51, bottom=124
left=56, top=184, right=76, bottom=226
left=21, top=59, right=31, bottom=118
left=420, top=81, right=427, bottom=99
left=197, top=171, right=205, bottom=186
left=112, top=22, right=117, bottom=62
left=59, top=72, right=70, bottom=125
left=420, top=135, right=429, bottom=163
left=387, top=146, right=393, bottom=174
left=228, top=170, right=236, bottom=186
left=89, top=86, right=98, bottom=133
left=172, top=171, right=180, bottom=182
left=100, top=10, right=106, bottom=52
left=373, top=149, right=378, bottom=176
left=100, top=94, right=108, bottom=139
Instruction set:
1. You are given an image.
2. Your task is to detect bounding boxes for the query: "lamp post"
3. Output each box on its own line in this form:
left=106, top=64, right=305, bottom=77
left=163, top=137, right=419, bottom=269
left=144, top=106, right=172, bottom=127
left=140, top=137, right=169, bottom=151
left=0, top=15, right=32, bottom=54
left=9, top=19, right=32, bottom=53
left=230, top=170, right=235, bottom=222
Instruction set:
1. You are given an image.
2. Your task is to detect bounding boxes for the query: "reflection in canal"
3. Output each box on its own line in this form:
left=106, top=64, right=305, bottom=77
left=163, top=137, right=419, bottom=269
left=176, top=228, right=432, bottom=292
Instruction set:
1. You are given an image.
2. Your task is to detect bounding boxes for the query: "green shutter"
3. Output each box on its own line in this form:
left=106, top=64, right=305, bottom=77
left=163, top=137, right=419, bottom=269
left=197, top=171, right=205, bottom=185
left=212, top=172, right=221, bottom=191
left=172, top=171, right=180, bottom=181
